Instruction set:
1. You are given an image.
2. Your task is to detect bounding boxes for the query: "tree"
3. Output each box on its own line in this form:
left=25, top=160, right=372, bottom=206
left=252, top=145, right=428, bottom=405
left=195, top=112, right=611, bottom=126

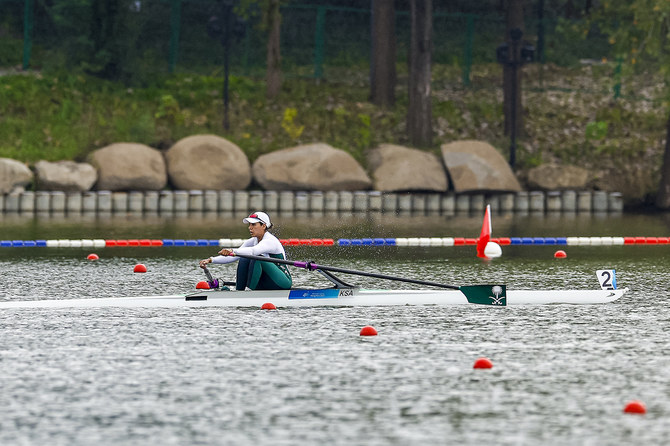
left=370, top=0, right=396, bottom=107
left=588, top=1, right=670, bottom=208
left=238, top=0, right=282, bottom=99
left=502, top=0, right=525, bottom=145
left=265, top=0, right=282, bottom=99
left=407, top=0, right=433, bottom=146
left=47, top=0, right=143, bottom=82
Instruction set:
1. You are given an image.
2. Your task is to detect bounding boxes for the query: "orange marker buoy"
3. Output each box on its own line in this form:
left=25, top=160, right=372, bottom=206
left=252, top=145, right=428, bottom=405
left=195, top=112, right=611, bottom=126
left=261, top=302, right=276, bottom=310
left=87, top=253, right=99, bottom=260
left=360, top=326, right=378, bottom=336
left=473, top=357, right=493, bottom=369
left=133, top=264, right=147, bottom=273
left=554, top=250, right=567, bottom=258
left=623, top=400, right=646, bottom=414
left=195, top=281, right=210, bottom=289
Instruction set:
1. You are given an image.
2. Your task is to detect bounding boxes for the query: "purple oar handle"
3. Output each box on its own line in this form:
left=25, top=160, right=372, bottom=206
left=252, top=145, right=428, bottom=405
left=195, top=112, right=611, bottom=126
left=293, top=261, right=319, bottom=271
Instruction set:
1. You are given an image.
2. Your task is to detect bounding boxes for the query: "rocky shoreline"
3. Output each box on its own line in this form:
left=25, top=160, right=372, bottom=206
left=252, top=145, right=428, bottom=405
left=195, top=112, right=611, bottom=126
left=0, top=134, right=614, bottom=214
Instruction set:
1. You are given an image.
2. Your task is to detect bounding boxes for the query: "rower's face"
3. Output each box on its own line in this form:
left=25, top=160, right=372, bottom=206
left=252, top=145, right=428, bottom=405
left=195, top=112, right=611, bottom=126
left=249, top=222, right=266, bottom=238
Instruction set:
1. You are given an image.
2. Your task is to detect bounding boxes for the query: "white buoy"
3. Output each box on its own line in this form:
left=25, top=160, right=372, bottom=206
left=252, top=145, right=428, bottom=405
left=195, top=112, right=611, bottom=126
left=484, top=241, right=502, bottom=258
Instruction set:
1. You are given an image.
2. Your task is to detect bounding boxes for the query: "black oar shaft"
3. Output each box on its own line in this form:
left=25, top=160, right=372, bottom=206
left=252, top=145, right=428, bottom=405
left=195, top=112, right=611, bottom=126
left=203, top=266, right=215, bottom=282
left=232, top=253, right=460, bottom=290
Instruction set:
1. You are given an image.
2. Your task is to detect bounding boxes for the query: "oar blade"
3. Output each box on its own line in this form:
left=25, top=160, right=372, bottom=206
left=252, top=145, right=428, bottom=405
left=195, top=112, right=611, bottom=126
left=459, top=284, right=507, bottom=306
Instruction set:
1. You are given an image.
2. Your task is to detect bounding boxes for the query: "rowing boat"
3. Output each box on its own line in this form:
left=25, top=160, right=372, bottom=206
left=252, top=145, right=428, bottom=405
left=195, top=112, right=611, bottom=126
left=0, top=264, right=627, bottom=309
left=0, top=287, right=627, bottom=309
left=0, top=244, right=628, bottom=308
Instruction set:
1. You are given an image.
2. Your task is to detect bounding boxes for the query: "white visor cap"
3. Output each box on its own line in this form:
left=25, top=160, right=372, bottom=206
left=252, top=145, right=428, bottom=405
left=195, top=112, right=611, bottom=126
left=243, top=211, right=271, bottom=227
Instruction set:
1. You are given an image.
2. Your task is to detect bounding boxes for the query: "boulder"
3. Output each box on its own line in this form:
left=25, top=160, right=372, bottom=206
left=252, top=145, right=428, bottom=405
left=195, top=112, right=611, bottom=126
left=526, top=163, right=590, bottom=190
left=165, top=134, right=251, bottom=190
left=594, top=166, right=656, bottom=206
left=89, top=143, right=167, bottom=191
left=0, top=158, right=33, bottom=194
left=441, top=140, right=522, bottom=192
left=34, top=160, right=97, bottom=191
left=367, top=144, right=447, bottom=192
left=252, top=143, right=372, bottom=191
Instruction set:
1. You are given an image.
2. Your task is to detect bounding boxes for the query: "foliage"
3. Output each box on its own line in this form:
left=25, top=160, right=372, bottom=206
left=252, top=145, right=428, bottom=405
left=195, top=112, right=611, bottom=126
left=0, top=63, right=666, bottom=185
left=587, top=0, right=670, bottom=86
left=281, top=107, right=304, bottom=140
left=585, top=121, right=608, bottom=140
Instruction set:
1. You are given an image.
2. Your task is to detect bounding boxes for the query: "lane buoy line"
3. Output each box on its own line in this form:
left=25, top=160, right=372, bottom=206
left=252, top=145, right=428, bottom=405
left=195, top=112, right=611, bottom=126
left=0, top=236, right=669, bottom=248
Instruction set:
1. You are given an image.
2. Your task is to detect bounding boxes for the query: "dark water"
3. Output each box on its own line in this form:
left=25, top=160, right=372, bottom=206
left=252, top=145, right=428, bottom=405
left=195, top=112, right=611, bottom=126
left=0, top=212, right=669, bottom=445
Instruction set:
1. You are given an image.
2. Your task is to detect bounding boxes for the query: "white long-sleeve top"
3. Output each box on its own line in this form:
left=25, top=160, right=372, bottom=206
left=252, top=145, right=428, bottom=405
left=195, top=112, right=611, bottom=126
left=210, top=232, right=287, bottom=264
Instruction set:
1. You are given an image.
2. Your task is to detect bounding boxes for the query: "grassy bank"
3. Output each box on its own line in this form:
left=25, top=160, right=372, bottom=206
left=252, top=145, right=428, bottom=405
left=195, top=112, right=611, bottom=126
left=0, top=63, right=666, bottom=181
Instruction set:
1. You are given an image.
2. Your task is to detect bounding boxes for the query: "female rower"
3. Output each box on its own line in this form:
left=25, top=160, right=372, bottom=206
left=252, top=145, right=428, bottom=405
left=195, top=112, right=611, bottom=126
left=199, top=211, right=292, bottom=291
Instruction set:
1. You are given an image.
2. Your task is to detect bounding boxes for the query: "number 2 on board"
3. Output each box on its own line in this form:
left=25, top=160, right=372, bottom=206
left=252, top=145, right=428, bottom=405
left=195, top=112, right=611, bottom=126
left=596, top=269, right=617, bottom=290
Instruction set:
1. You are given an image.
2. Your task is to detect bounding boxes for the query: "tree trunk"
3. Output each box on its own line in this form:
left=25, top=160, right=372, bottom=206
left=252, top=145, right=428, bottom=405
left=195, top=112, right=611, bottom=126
left=266, top=0, right=282, bottom=99
left=407, top=0, right=432, bottom=147
left=503, top=0, right=524, bottom=138
left=655, top=113, right=670, bottom=208
left=90, top=0, right=122, bottom=80
left=370, top=0, right=396, bottom=108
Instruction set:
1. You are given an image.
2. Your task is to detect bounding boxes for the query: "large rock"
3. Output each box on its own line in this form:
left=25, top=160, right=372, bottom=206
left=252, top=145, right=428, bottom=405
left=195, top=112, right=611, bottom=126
left=441, top=140, right=522, bottom=192
left=165, top=135, right=251, bottom=190
left=0, top=158, right=33, bottom=194
left=526, top=163, right=590, bottom=190
left=34, top=160, right=97, bottom=191
left=252, top=143, right=372, bottom=191
left=367, top=144, right=447, bottom=192
left=89, top=143, right=167, bottom=191
left=595, top=165, right=656, bottom=206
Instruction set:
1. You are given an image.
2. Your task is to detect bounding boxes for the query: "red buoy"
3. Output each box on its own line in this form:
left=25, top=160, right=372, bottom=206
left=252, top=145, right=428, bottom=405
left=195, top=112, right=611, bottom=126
left=623, top=400, right=646, bottom=414
left=473, top=357, right=493, bottom=369
left=360, top=326, right=378, bottom=336
left=195, top=281, right=210, bottom=289
left=554, top=250, right=567, bottom=258
left=133, top=264, right=147, bottom=273
left=261, top=302, right=276, bottom=310
left=87, top=253, right=99, bottom=260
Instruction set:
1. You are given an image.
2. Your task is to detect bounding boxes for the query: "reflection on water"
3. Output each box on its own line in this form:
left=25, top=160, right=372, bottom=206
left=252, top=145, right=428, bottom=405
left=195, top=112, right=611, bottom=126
left=1, top=210, right=670, bottom=241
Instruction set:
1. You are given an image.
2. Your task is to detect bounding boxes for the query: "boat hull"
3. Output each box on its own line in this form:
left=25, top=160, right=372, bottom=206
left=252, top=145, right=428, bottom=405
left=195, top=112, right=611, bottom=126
left=0, top=287, right=628, bottom=309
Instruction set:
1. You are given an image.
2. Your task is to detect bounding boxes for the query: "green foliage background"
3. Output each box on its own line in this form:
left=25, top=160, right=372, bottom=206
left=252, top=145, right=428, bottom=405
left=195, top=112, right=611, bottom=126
left=0, top=0, right=667, bottom=185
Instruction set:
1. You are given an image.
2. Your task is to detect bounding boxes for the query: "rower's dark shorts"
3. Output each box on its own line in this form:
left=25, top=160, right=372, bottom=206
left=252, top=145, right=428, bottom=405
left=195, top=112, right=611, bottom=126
left=236, top=257, right=292, bottom=290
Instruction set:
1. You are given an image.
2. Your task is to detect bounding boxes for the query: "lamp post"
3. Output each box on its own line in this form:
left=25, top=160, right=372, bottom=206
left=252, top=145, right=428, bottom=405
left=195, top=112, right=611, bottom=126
left=496, top=28, right=534, bottom=168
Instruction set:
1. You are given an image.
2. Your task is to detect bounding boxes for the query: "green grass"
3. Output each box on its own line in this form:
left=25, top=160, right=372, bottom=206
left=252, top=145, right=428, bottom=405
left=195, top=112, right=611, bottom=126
left=0, top=63, right=666, bottom=179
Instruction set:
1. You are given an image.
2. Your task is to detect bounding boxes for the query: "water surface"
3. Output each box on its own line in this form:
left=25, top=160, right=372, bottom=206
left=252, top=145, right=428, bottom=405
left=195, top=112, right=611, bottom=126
left=0, top=212, right=669, bottom=445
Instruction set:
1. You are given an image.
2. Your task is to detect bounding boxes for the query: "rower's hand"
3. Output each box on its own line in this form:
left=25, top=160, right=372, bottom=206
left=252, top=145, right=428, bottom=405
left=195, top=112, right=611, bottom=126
left=218, top=248, right=234, bottom=256
left=199, top=258, right=211, bottom=269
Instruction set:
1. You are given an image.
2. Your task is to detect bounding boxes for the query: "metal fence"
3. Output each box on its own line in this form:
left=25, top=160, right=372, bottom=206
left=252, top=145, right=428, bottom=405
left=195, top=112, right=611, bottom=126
left=2, top=0, right=613, bottom=85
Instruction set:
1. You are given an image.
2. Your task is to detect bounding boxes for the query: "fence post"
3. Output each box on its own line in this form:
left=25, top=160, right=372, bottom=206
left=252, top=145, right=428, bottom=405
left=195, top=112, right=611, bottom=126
left=462, top=13, right=474, bottom=86
left=313, top=6, right=326, bottom=79
left=22, top=0, right=34, bottom=70
left=169, top=0, right=182, bottom=73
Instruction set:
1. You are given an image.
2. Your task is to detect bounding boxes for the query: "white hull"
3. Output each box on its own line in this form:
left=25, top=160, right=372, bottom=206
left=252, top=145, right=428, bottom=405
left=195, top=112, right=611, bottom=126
left=0, top=287, right=628, bottom=309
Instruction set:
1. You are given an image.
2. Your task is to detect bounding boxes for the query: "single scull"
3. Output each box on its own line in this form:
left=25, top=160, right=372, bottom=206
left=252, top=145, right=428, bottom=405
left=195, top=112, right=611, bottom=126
left=0, top=261, right=627, bottom=308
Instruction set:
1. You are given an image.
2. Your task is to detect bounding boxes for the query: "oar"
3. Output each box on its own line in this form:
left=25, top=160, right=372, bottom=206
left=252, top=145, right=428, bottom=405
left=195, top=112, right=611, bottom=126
left=218, top=253, right=507, bottom=306
left=202, top=266, right=235, bottom=289
left=229, top=252, right=461, bottom=290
